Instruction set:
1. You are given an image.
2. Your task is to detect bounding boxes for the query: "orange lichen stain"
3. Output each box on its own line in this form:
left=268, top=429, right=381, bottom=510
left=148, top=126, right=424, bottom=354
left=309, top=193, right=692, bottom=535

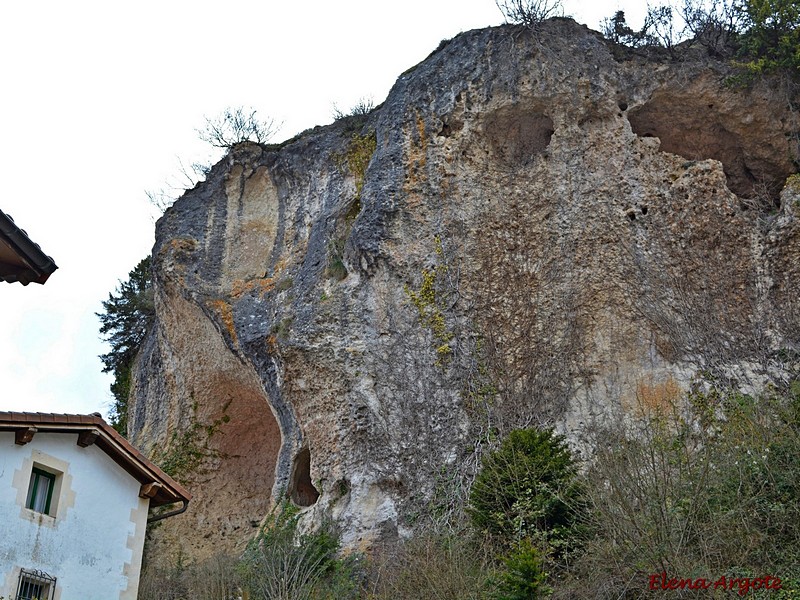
left=157, top=237, right=198, bottom=267
left=415, top=113, right=427, bottom=156
left=405, top=193, right=424, bottom=210
left=208, top=299, right=237, bottom=343
left=167, top=238, right=197, bottom=253
left=412, top=112, right=428, bottom=171
left=438, top=168, right=453, bottom=198
left=169, top=237, right=198, bottom=252
left=255, top=278, right=277, bottom=295
left=635, top=375, right=682, bottom=418
left=241, top=219, right=270, bottom=233
left=402, top=111, right=430, bottom=194
left=266, top=334, right=279, bottom=354
left=230, top=279, right=249, bottom=297
left=230, top=277, right=276, bottom=299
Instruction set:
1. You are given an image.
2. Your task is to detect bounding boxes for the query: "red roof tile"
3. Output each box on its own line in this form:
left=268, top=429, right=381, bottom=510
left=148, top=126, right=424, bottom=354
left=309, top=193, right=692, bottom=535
left=0, top=412, right=190, bottom=507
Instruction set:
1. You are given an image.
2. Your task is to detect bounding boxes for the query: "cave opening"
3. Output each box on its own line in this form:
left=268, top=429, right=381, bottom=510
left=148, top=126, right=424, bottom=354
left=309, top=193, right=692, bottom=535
left=628, top=94, right=794, bottom=204
left=289, top=447, right=320, bottom=507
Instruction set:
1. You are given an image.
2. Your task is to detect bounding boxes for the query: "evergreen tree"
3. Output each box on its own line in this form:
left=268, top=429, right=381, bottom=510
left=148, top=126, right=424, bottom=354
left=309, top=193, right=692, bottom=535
left=98, top=257, right=154, bottom=434
left=738, top=0, right=800, bottom=75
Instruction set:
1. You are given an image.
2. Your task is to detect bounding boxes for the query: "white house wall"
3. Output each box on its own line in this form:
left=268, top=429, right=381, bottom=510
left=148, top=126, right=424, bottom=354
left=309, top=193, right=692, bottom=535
left=0, top=432, right=149, bottom=600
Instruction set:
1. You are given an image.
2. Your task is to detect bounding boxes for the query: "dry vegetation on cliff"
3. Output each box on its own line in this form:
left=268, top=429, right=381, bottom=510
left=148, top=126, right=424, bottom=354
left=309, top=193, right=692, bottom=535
left=138, top=379, right=800, bottom=599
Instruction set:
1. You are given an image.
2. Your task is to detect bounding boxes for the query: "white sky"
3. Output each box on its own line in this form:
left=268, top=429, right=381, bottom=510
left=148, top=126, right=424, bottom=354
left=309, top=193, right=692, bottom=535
left=0, top=0, right=649, bottom=418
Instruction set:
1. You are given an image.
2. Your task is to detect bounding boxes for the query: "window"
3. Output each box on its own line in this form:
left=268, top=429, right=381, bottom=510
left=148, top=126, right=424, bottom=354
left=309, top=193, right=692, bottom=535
left=16, top=569, right=56, bottom=600
left=25, top=467, right=55, bottom=515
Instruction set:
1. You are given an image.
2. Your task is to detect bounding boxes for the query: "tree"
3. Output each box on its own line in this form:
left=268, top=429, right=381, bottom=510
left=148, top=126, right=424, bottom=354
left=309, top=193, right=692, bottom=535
left=147, top=106, right=280, bottom=214
left=647, top=5, right=682, bottom=56
left=495, top=0, right=563, bottom=30
left=469, top=428, right=583, bottom=547
left=197, top=106, right=280, bottom=148
left=601, top=0, right=799, bottom=75
left=680, top=0, right=744, bottom=56
left=737, top=0, right=800, bottom=75
left=603, top=6, right=688, bottom=53
left=98, top=257, right=154, bottom=434
left=602, top=10, right=652, bottom=47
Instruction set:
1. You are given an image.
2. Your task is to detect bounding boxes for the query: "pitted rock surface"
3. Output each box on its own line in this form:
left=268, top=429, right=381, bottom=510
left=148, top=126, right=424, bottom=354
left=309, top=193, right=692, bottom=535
left=128, top=18, right=799, bottom=562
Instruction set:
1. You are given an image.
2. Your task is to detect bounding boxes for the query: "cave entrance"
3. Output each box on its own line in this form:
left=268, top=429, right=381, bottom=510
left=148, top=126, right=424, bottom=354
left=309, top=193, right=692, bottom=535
left=289, top=447, right=320, bottom=507
left=628, top=92, right=794, bottom=204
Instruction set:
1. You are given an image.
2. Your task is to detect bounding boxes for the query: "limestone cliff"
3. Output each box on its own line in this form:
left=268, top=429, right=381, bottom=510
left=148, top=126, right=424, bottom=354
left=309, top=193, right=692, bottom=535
left=128, top=18, right=800, bottom=562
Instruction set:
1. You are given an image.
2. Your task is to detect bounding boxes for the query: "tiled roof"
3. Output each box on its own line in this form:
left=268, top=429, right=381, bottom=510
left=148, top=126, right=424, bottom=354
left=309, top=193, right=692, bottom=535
left=0, top=411, right=190, bottom=508
left=0, top=209, right=58, bottom=285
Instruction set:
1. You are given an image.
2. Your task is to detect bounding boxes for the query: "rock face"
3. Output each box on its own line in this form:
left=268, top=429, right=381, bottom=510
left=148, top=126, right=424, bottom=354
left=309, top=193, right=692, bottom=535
left=128, top=18, right=800, bottom=563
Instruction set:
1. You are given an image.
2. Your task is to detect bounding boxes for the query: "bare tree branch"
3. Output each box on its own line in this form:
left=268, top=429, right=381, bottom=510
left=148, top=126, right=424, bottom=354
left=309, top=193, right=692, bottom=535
left=198, top=106, right=280, bottom=148
left=495, top=0, right=563, bottom=30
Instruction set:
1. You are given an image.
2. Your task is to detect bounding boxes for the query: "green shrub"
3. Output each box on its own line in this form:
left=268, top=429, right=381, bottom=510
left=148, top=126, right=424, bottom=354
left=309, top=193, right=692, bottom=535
left=567, top=382, right=800, bottom=595
left=138, top=563, right=186, bottom=600
left=140, top=502, right=359, bottom=600
left=493, top=539, right=551, bottom=600
left=337, top=131, right=376, bottom=202
left=469, top=429, right=583, bottom=549
left=185, top=554, right=241, bottom=600
left=737, top=0, right=800, bottom=76
left=139, top=553, right=241, bottom=600
left=332, top=97, right=375, bottom=121
left=326, top=238, right=348, bottom=281
left=602, top=10, right=653, bottom=47
left=601, top=0, right=799, bottom=78
left=240, top=499, right=358, bottom=600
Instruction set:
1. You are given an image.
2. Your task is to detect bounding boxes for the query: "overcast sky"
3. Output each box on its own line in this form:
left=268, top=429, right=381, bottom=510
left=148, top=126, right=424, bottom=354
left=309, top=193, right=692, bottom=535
left=0, top=0, right=649, bottom=418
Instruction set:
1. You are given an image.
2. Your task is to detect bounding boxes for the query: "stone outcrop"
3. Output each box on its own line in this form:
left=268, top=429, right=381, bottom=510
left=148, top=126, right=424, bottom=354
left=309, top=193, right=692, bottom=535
left=128, top=18, right=800, bottom=563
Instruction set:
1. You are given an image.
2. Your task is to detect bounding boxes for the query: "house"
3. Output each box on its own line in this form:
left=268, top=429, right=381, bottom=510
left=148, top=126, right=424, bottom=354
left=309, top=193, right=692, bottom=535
left=0, top=412, right=191, bottom=600
left=0, top=209, right=57, bottom=285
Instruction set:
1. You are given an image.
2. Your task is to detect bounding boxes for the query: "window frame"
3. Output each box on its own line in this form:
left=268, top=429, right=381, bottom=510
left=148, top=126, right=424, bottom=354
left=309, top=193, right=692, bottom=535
left=16, top=568, right=57, bottom=600
left=26, top=467, right=56, bottom=515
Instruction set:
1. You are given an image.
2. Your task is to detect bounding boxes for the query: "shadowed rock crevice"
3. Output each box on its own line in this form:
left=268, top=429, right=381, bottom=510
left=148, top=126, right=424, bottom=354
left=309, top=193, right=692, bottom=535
left=289, top=447, right=319, bottom=507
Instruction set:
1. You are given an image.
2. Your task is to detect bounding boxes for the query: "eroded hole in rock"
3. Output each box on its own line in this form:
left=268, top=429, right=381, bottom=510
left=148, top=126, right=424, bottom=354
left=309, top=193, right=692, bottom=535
left=439, top=116, right=463, bottom=138
left=289, top=447, right=320, bottom=507
left=482, top=106, right=554, bottom=166
left=628, top=94, right=794, bottom=202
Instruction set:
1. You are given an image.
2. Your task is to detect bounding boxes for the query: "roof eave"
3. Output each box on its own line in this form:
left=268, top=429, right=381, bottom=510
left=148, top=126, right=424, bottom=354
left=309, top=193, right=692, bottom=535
left=0, top=210, right=58, bottom=285
left=0, top=414, right=190, bottom=507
